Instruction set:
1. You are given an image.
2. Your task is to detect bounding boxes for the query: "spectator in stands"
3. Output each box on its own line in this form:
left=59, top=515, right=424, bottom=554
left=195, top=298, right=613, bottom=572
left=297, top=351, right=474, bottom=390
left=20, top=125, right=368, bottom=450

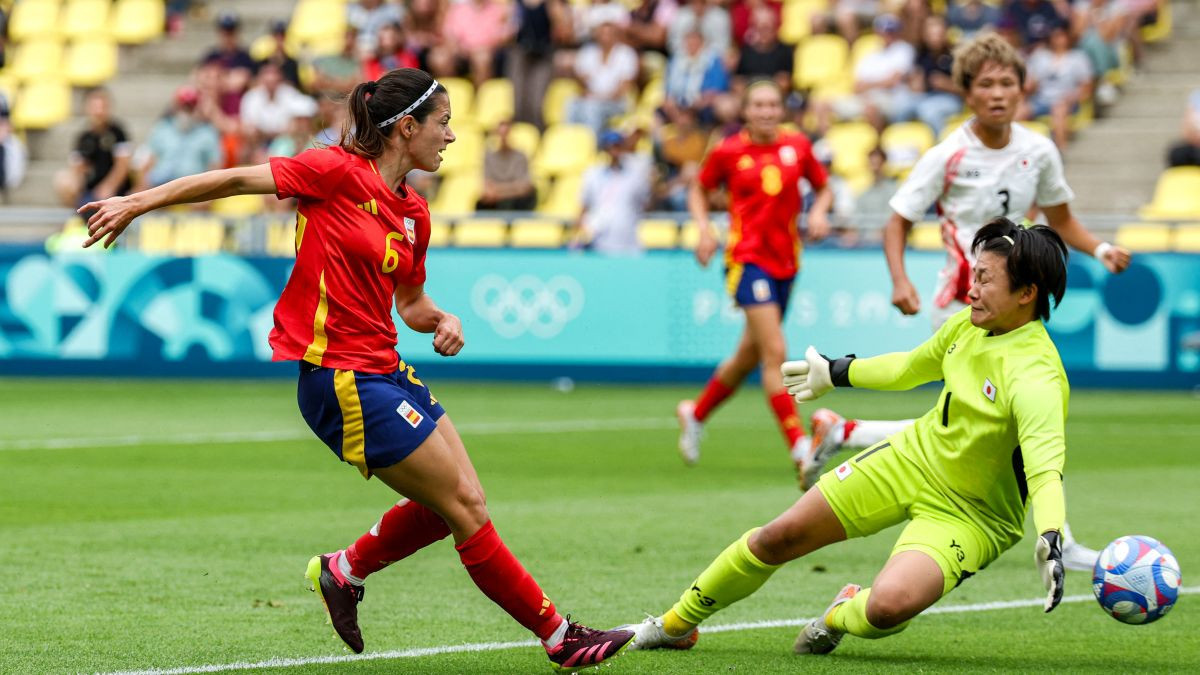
left=257, top=20, right=302, bottom=91
left=405, top=0, right=446, bottom=68
left=656, top=105, right=709, bottom=210
left=1024, top=20, right=1092, bottom=149
left=198, top=11, right=255, bottom=115
left=54, top=88, right=131, bottom=209
left=166, top=0, right=193, bottom=38
left=1002, top=0, right=1068, bottom=48
left=0, top=94, right=25, bottom=200
left=312, top=28, right=365, bottom=95
left=348, top=0, right=406, bottom=59
left=1166, top=89, right=1200, bottom=168
left=821, top=14, right=917, bottom=134
left=947, top=0, right=1003, bottom=40
left=734, top=7, right=794, bottom=96
left=912, top=15, right=962, bottom=135
left=663, top=29, right=730, bottom=125
left=429, top=0, right=513, bottom=88
left=567, top=18, right=639, bottom=135
left=626, top=0, right=677, bottom=54
left=730, top=0, right=782, bottom=48
left=477, top=120, right=538, bottom=211
left=1072, top=0, right=1129, bottom=88
left=831, top=0, right=881, bottom=44
left=851, top=146, right=899, bottom=234
left=668, top=0, right=731, bottom=58
left=362, top=22, right=421, bottom=82
left=138, top=86, right=221, bottom=190
left=267, top=108, right=317, bottom=158
left=575, top=129, right=652, bottom=254
left=312, top=94, right=347, bottom=147
left=240, top=62, right=320, bottom=159
left=508, top=0, right=571, bottom=129
left=809, top=139, right=858, bottom=245
left=193, top=60, right=243, bottom=167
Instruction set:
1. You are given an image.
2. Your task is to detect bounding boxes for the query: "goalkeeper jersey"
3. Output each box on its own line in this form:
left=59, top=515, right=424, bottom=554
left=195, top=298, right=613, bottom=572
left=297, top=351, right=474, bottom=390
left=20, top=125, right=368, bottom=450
left=848, top=308, right=1068, bottom=548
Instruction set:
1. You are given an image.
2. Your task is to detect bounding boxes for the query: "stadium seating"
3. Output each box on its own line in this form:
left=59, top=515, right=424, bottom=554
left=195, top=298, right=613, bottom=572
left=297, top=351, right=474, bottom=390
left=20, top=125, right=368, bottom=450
left=288, top=0, right=346, bottom=54
left=779, top=0, right=825, bottom=45
left=8, top=0, right=61, bottom=42
left=12, top=79, right=72, bottom=129
left=909, top=221, right=944, bottom=250
left=173, top=218, right=227, bottom=255
left=1172, top=224, right=1200, bottom=252
left=492, top=121, right=540, bottom=158
left=533, top=124, right=596, bottom=177
left=110, top=0, right=165, bottom=45
left=638, top=219, right=680, bottom=250
left=881, top=121, right=936, bottom=177
left=62, top=0, right=111, bottom=41
left=439, top=125, right=484, bottom=176
left=1115, top=223, right=1171, bottom=252
left=1139, top=167, right=1200, bottom=220
left=536, top=173, right=584, bottom=218
left=1141, top=1, right=1172, bottom=43
left=451, top=217, right=508, bottom=248
left=824, top=121, right=878, bottom=179
left=137, top=216, right=175, bottom=254
left=680, top=221, right=706, bottom=250
left=850, top=34, right=884, bottom=72
left=439, top=77, right=475, bottom=119
left=428, top=219, right=452, bottom=248
left=265, top=218, right=298, bottom=257
left=65, top=37, right=119, bottom=88
left=10, top=38, right=65, bottom=82
left=794, top=34, right=849, bottom=92
left=474, top=78, right=514, bottom=130
left=210, top=194, right=265, bottom=218
left=510, top=218, right=566, bottom=248
left=542, top=78, right=581, bottom=127
left=429, top=172, right=483, bottom=215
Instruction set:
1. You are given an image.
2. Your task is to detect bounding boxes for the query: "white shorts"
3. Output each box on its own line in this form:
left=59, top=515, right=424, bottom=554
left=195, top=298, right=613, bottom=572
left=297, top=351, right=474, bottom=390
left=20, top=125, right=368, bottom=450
left=930, top=298, right=967, bottom=331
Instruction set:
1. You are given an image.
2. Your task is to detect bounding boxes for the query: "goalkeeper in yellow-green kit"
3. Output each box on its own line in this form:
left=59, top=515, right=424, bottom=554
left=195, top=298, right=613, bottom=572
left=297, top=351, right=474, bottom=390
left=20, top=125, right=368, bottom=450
left=621, top=217, right=1069, bottom=655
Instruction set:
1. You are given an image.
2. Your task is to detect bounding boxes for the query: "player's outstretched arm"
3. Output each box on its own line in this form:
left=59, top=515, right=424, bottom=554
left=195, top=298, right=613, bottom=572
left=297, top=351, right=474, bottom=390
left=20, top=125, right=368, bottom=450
left=1042, top=203, right=1131, bottom=274
left=394, top=283, right=464, bottom=357
left=80, top=164, right=278, bottom=249
left=687, top=179, right=718, bottom=267
left=883, top=212, right=920, bottom=315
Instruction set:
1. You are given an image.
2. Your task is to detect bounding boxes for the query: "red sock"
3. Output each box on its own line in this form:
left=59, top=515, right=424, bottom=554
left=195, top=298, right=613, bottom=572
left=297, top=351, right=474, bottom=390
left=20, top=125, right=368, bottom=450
left=456, top=520, right=563, bottom=641
left=841, top=419, right=857, bottom=443
left=344, top=499, right=451, bottom=579
left=694, top=376, right=736, bottom=421
left=768, top=390, right=805, bottom=447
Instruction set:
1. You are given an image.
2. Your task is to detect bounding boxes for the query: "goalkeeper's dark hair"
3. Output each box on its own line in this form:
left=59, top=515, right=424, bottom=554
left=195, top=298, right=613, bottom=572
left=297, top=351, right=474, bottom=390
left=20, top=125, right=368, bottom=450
left=972, top=217, right=1068, bottom=322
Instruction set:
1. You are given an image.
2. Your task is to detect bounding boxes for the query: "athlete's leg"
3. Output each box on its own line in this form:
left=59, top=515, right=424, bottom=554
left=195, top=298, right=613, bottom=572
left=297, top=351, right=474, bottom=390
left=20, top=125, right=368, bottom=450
left=743, top=302, right=805, bottom=449
left=828, top=550, right=943, bottom=637
left=695, top=328, right=760, bottom=422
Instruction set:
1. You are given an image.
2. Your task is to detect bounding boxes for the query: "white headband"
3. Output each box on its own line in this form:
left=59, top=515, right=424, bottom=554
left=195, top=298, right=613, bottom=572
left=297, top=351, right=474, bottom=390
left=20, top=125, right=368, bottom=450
left=1002, top=235, right=1015, bottom=245
left=376, top=80, right=440, bottom=128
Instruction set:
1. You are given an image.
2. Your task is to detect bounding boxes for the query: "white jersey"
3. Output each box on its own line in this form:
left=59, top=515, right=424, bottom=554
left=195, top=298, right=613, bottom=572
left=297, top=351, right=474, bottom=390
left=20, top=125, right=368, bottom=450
left=889, top=121, right=1074, bottom=310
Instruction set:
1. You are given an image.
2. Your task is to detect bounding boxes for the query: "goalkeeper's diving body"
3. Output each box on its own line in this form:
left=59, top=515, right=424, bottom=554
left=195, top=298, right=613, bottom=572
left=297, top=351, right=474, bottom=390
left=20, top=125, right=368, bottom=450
left=621, top=218, right=1069, bottom=656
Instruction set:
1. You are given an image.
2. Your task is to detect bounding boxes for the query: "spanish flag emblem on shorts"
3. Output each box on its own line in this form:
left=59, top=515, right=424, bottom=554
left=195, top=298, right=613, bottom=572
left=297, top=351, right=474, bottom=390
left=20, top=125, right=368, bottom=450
left=396, top=401, right=424, bottom=428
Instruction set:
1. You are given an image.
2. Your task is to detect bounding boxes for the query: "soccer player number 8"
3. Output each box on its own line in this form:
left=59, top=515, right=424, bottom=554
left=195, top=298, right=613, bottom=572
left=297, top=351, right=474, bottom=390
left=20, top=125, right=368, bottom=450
left=382, top=231, right=403, bottom=273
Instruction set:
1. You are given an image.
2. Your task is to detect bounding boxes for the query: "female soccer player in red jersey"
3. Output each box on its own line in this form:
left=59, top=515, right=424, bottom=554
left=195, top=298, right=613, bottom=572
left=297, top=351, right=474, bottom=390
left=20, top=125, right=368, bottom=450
left=79, top=68, right=633, bottom=671
left=676, top=80, right=833, bottom=476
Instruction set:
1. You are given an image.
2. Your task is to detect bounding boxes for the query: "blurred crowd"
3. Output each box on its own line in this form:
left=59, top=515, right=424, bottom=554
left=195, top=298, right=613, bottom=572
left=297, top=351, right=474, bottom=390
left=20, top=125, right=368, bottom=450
left=50, top=0, right=1169, bottom=241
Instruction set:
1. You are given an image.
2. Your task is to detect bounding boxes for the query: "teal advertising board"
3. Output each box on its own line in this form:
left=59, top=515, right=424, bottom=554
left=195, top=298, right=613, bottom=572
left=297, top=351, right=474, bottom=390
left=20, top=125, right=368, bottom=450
left=1, top=248, right=1197, bottom=386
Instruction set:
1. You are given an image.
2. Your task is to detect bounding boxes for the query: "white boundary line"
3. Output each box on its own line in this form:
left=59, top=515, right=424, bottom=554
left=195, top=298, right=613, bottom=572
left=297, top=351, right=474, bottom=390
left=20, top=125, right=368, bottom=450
left=98, top=586, right=1199, bottom=675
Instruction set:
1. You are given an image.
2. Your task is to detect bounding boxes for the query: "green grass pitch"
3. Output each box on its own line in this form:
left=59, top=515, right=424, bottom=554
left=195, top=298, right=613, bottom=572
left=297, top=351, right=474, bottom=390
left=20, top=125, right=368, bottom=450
left=1, top=378, right=1196, bottom=673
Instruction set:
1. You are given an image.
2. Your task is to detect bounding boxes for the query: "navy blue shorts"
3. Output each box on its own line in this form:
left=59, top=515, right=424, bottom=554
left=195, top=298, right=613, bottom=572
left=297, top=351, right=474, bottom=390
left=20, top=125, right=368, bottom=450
left=297, top=358, right=445, bottom=478
left=726, top=262, right=795, bottom=314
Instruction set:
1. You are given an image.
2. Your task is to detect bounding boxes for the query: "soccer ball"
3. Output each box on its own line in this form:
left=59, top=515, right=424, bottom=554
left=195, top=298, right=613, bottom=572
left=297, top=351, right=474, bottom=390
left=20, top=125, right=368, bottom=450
left=1092, top=535, right=1181, bottom=625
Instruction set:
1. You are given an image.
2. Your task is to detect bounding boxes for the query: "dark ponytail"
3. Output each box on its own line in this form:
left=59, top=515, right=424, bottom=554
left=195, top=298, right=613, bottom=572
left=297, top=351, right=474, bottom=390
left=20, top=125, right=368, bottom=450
left=340, top=68, right=446, bottom=158
left=972, top=217, right=1068, bottom=322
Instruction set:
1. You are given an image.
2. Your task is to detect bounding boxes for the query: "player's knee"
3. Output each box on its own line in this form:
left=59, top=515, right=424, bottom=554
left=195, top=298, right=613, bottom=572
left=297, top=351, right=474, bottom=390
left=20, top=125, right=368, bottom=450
left=752, top=520, right=806, bottom=565
left=442, top=478, right=490, bottom=530
left=865, top=584, right=917, bottom=629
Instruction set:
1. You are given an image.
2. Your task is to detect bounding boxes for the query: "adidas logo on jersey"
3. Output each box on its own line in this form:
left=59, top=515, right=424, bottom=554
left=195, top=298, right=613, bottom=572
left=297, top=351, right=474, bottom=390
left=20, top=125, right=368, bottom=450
left=356, top=199, right=379, bottom=215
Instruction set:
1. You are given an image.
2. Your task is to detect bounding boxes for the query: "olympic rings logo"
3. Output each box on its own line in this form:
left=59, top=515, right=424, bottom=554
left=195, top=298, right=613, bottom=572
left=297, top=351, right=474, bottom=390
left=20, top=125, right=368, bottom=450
left=470, top=274, right=585, bottom=339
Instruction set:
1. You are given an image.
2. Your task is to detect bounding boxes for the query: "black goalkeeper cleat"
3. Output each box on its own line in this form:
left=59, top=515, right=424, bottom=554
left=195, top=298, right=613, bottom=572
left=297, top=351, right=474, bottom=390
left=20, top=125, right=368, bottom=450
left=305, top=552, right=365, bottom=653
left=545, top=619, right=635, bottom=672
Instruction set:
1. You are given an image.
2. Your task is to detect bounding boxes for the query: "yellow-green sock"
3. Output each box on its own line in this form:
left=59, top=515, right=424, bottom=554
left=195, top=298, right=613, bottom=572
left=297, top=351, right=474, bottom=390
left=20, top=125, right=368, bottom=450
left=669, top=528, right=783, bottom=625
left=661, top=609, right=695, bottom=638
left=826, top=588, right=910, bottom=639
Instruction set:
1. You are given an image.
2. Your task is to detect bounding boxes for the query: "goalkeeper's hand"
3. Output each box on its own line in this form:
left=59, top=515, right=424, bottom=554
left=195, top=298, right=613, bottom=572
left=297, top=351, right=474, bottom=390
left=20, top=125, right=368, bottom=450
left=1035, top=530, right=1065, bottom=613
left=781, top=346, right=834, bottom=403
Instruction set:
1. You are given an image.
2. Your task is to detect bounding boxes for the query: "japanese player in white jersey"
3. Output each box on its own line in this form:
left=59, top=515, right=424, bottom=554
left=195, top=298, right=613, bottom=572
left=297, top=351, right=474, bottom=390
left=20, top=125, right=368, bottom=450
left=793, top=33, right=1131, bottom=572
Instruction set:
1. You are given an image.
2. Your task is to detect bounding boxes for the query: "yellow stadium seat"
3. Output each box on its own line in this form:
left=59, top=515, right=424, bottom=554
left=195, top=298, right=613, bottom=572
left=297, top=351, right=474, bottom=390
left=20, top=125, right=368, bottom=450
left=533, top=124, right=596, bottom=177
left=429, top=172, right=483, bottom=216
left=250, top=35, right=278, bottom=62
left=1141, top=1, right=1171, bottom=43
left=63, top=0, right=111, bottom=41
left=491, top=121, right=539, bottom=158
left=439, top=77, right=475, bottom=116
left=10, top=39, right=64, bottom=82
left=65, top=38, right=119, bottom=87
left=111, top=0, right=164, bottom=44
left=909, top=221, right=944, bottom=250
left=440, top=126, right=484, bottom=176
left=173, top=218, right=227, bottom=256
left=850, top=34, right=884, bottom=72
left=288, top=0, right=346, bottom=51
left=824, top=121, right=878, bottom=178
left=210, top=194, right=265, bottom=217
left=0, top=73, right=18, bottom=108
left=8, top=0, right=61, bottom=42
left=543, top=78, right=581, bottom=127
left=680, top=221, right=714, bottom=250
left=1114, top=223, right=1171, bottom=252
left=779, top=0, right=826, bottom=45
left=12, top=79, right=71, bottom=129
left=881, top=121, right=935, bottom=176
left=536, top=173, right=584, bottom=218
left=638, top=218, right=680, bottom=249
left=137, top=217, right=175, bottom=254
left=510, top=218, right=566, bottom=248
left=794, top=34, right=849, bottom=91
left=265, top=218, right=298, bottom=257
left=636, top=78, right=664, bottom=118
left=1139, top=167, right=1200, bottom=220
left=474, top=78, right=514, bottom=130
left=452, top=218, right=508, bottom=248
left=428, top=219, right=451, bottom=248
left=938, top=111, right=972, bottom=140
left=1172, top=224, right=1200, bottom=252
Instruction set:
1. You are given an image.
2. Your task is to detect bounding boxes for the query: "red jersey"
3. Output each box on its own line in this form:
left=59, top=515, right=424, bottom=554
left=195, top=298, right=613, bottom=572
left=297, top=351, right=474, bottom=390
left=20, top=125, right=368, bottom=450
left=698, top=130, right=827, bottom=279
left=268, top=146, right=430, bottom=374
